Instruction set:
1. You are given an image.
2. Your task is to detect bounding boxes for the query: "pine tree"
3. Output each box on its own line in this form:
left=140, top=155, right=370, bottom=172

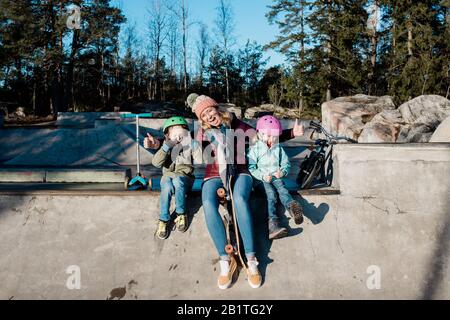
left=238, top=40, right=268, bottom=104
left=207, top=45, right=242, bottom=102
left=0, top=0, right=49, bottom=114
left=307, top=0, right=368, bottom=104
left=266, top=0, right=311, bottom=112
left=381, top=0, right=449, bottom=103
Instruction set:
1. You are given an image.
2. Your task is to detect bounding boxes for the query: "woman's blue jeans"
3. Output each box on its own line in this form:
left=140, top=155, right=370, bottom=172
left=160, top=176, right=192, bottom=222
left=201, top=174, right=255, bottom=260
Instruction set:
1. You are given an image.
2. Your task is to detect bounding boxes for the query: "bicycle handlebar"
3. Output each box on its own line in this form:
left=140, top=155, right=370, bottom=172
left=308, top=121, right=357, bottom=144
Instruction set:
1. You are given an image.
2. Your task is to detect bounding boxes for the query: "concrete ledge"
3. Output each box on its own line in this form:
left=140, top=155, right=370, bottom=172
left=0, top=168, right=131, bottom=183
left=45, top=168, right=131, bottom=183
left=334, top=143, right=450, bottom=216
left=0, top=182, right=340, bottom=197
left=0, top=169, right=46, bottom=183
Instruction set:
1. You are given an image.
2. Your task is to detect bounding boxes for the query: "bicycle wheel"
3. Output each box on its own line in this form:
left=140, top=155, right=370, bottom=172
left=300, top=159, right=322, bottom=189
left=297, top=153, right=323, bottom=189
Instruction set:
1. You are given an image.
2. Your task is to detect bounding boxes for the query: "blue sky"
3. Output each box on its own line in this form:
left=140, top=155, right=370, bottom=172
left=112, top=0, right=287, bottom=70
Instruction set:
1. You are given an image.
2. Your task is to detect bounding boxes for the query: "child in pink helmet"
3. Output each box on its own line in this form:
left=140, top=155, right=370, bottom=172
left=247, top=115, right=304, bottom=240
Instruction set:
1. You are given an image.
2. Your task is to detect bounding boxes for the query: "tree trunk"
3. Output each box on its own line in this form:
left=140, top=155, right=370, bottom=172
left=326, top=0, right=332, bottom=102
left=225, top=67, right=230, bottom=103
left=66, top=29, right=79, bottom=112
left=407, top=22, right=413, bottom=57
left=182, top=0, right=188, bottom=94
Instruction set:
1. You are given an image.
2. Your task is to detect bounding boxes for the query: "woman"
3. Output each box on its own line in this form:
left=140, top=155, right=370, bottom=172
left=190, top=95, right=304, bottom=290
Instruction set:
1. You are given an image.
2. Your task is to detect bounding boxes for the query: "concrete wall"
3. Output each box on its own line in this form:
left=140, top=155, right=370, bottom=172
left=0, top=144, right=449, bottom=299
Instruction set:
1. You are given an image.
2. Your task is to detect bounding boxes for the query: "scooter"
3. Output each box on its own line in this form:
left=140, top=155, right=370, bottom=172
left=121, top=113, right=153, bottom=190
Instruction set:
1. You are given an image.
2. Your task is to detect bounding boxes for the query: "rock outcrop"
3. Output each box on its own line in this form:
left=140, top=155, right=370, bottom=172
left=322, top=94, right=396, bottom=141
left=244, top=104, right=301, bottom=119
left=322, top=94, right=450, bottom=143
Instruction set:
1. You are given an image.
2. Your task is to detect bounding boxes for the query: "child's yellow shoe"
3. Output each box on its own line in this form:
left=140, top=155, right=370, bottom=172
left=175, top=214, right=188, bottom=233
left=156, top=220, right=169, bottom=240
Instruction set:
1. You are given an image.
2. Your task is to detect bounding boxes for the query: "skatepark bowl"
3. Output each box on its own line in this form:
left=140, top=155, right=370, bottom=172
left=0, top=119, right=449, bottom=300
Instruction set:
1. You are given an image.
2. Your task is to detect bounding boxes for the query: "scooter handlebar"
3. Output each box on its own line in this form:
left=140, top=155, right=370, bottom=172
left=121, top=113, right=153, bottom=119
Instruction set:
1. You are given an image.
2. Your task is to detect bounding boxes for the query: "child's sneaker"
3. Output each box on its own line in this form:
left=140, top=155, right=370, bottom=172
left=218, top=257, right=237, bottom=290
left=247, top=259, right=262, bottom=289
left=288, top=201, right=304, bottom=225
left=175, top=214, right=188, bottom=233
left=156, top=220, right=169, bottom=240
left=268, top=218, right=288, bottom=240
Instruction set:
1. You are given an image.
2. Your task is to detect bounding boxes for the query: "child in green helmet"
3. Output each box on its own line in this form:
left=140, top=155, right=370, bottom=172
left=146, top=116, right=202, bottom=240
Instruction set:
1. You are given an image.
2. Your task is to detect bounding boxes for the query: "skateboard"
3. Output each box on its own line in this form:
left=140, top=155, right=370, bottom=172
left=217, top=176, right=248, bottom=272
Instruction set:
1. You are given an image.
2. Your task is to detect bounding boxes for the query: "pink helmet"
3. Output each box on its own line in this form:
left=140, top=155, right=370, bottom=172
left=256, top=115, right=282, bottom=137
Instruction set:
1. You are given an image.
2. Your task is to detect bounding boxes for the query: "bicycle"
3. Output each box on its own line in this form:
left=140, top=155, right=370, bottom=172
left=296, top=121, right=357, bottom=189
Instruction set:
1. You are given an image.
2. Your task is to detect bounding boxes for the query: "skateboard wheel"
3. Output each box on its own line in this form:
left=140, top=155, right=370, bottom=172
left=217, top=188, right=226, bottom=198
left=225, top=244, right=234, bottom=254
left=147, top=178, right=152, bottom=190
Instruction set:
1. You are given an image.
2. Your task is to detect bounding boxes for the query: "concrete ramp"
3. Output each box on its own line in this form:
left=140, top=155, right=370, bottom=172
left=0, top=191, right=448, bottom=300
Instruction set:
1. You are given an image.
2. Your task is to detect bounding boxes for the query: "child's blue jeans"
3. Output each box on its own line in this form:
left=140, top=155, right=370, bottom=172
left=262, top=179, right=294, bottom=220
left=160, top=176, right=192, bottom=222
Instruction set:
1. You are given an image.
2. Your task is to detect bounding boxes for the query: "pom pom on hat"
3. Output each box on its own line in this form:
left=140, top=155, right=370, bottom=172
left=186, top=93, right=199, bottom=110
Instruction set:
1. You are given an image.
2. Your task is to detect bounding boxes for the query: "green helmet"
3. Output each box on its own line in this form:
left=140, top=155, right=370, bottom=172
left=163, top=116, right=189, bottom=133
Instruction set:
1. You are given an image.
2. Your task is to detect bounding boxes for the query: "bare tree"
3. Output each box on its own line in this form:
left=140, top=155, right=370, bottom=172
left=166, top=0, right=192, bottom=94
left=122, top=22, right=138, bottom=99
left=196, top=23, right=210, bottom=88
left=167, top=17, right=179, bottom=77
left=215, top=0, right=235, bottom=103
left=147, top=0, right=169, bottom=100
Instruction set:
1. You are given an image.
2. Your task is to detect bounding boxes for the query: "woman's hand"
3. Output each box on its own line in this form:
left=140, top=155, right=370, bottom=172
left=263, top=175, right=273, bottom=183
left=293, top=119, right=305, bottom=137
left=144, top=133, right=160, bottom=150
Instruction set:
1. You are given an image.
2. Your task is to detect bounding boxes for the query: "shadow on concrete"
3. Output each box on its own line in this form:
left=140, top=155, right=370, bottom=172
left=185, top=195, right=203, bottom=232
left=420, top=195, right=450, bottom=300
left=298, top=197, right=330, bottom=225
left=0, top=193, right=29, bottom=220
left=250, top=187, right=331, bottom=285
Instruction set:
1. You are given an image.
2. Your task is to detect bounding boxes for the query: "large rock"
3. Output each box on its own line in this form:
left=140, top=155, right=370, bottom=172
left=244, top=104, right=301, bottom=119
left=430, top=116, right=450, bottom=143
left=397, top=124, right=435, bottom=143
left=358, top=109, right=405, bottom=143
left=14, top=107, right=26, bottom=118
left=399, top=95, right=450, bottom=124
left=322, top=94, right=396, bottom=141
left=396, top=95, right=450, bottom=143
left=219, top=103, right=243, bottom=119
